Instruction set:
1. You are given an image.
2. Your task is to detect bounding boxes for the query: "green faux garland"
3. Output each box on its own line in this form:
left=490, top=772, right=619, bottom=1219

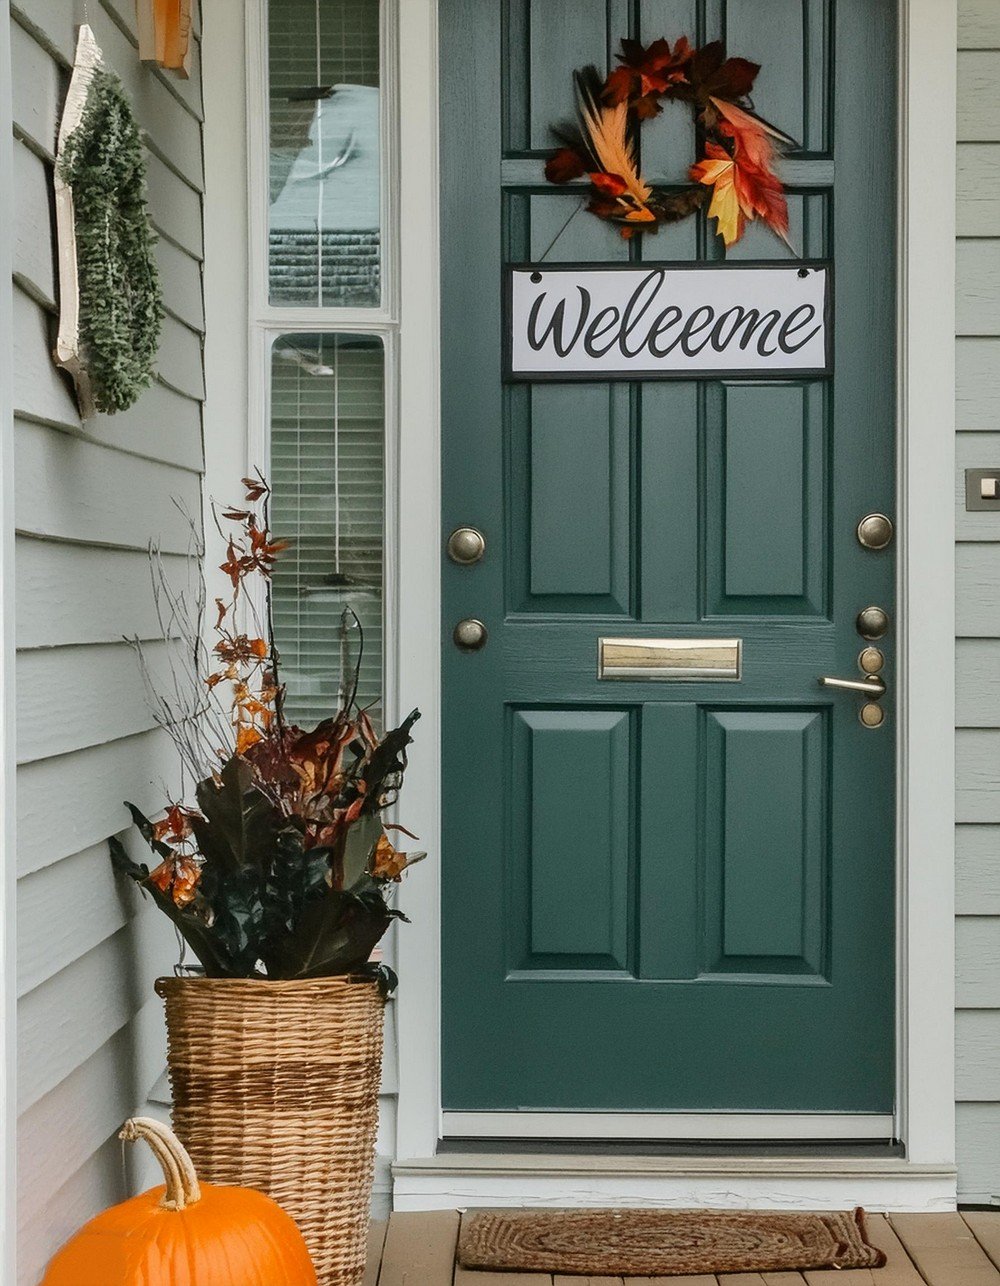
left=59, top=66, right=163, bottom=414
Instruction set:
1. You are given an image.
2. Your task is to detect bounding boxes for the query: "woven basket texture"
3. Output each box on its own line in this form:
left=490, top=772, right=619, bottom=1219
left=156, top=975, right=385, bottom=1286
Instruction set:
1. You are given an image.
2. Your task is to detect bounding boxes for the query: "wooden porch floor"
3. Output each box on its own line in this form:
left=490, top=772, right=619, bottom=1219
left=363, top=1210, right=1000, bottom=1286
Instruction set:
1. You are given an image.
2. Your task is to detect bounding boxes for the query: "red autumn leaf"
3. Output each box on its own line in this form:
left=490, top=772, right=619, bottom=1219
left=242, top=475, right=269, bottom=501
left=733, top=155, right=789, bottom=238
left=601, top=65, right=636, bottom=105
left=545, top=147, right=588, bottom=183
left=702, top=56, right=760, bottom=100
left=590, top=171, right=628, bottom=196
left=214, top=598, right=228, bottom=630
left=587, top=196, right=622, bottom=219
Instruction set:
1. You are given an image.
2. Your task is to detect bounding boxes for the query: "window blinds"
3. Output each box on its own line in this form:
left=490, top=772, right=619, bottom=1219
left=270, top=335, right=385, bottom=726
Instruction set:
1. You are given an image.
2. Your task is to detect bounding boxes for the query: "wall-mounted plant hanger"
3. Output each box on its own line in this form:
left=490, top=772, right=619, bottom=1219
left=136, top=0, right=193, bottom=78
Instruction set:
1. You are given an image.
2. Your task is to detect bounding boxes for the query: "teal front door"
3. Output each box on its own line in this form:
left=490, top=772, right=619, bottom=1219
left=441, top=0, right=897, bottom=1119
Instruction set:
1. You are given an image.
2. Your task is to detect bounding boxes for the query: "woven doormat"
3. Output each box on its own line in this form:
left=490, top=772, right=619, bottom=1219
left=457, top=1206, right=887, bottom=1276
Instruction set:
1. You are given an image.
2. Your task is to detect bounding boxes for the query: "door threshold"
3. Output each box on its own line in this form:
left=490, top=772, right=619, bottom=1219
left=437, top=1137, right=906, bottom=1159
left=392, top=1154, right=958, bottom=1213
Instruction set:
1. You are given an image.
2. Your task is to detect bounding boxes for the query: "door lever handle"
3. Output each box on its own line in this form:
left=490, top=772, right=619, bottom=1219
left=818, top=674, right=887, bottom=696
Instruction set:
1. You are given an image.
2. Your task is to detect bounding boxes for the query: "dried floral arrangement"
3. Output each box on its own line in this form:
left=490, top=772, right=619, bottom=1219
left=544, top=37, right=795, bottom=248
left=110, top=476, right=421, bottom=990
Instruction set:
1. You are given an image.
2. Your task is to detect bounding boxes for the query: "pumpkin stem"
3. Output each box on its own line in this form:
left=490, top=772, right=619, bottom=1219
left=119, top=1117, right=202, bottom=1210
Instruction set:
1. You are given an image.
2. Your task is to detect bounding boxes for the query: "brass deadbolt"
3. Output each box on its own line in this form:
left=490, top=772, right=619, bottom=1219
left=453, top=618, right=488, bottom=651
left=447, top=526, right=486, bottom=565
left=857, top=513, right=894, bottom=550
left=859, top=647, right=885, bottom=675
left=856, top=605, right=890, bottom=640
left=860, top=702, right=885, bottom=728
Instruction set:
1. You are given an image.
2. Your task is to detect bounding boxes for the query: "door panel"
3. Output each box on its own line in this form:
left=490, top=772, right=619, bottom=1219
left=441, top=0, right=897, bottom=1118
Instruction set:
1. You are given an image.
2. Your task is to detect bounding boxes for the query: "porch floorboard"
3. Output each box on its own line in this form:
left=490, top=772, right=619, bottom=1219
left=366, top=1210, right=1000, bottom=1285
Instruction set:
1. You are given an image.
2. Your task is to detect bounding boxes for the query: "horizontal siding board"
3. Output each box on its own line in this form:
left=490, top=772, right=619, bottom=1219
left=957, top=729, right=1000, bottom=823
left=17, top=996, right=167, bottom=1225
left=957, top=917, right=1000, bottom=1006
left=12, top=286, right=80, bottom=428
left=957, top=1103, right=1000, bottom=1202
left=16, top=539, right=192, bottom=649
left=12, top=140, right=55, bottom=308
left=10, top=16, right=61, bottom=158
left=957, top=239, right=1000, bottom=334
left=17, top=911, right=177, bottom=1113
left=10, top=0, right=76, bottom=65
left=155, top=235, right=204, bottom=332
left=15, top=418, right=202, bottom=554
left=88, top=380, right=203, bottom=472
left=155, top=311, right=205, bottom=400
left=957, top=432, right=1000, bottom=540
left=960, top=0, right=1000, bottom=49
left=16, top=839, right=141, bottom=996
left=16, top=640, right=179, bottom=763
left=145, top=150, right=204, bottom=258
left=958, top=51, right=1000, bottom=142
left=958, top=145, right=1000, bottom=237
left=957, top=545, right=1000, bottom=635
left=16, top=728, right=186, bottom=878
left=18, top=1133, right=127, bottom=1286
left=957, top=337, right=1000, bottom=425
left=956, top=639, right=1000, bottom=727
left=957, top=825, right=1000, bottom=914
left=957, top=1010, right=1000, bottom=1099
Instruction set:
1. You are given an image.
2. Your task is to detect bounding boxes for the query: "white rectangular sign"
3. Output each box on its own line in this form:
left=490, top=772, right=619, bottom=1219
left=507, top=263, right=831, bottom=379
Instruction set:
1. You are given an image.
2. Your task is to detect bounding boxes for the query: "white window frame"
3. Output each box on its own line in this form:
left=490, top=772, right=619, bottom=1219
left=243, top=0, right=402, bottom=728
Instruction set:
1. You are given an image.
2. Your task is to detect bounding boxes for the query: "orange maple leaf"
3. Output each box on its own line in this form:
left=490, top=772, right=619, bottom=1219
left=690, top=143, right=744, bottom=247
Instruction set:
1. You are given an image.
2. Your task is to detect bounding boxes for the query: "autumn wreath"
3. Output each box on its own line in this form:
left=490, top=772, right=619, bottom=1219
left=544, top=37, right=794, bottom=249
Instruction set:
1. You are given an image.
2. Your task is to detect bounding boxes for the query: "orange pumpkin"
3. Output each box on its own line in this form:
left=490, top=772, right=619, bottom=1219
left=42, top=1117, right=318, bottom=1286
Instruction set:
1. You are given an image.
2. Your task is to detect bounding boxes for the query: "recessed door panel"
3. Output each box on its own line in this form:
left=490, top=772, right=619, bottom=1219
left=704, top=708, right=828, bottom=976
left=509, top=708, right=633, bottom=972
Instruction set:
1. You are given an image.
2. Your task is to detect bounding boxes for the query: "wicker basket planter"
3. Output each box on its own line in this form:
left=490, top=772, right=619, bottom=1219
left=155, top=974, right=385, bottom=1286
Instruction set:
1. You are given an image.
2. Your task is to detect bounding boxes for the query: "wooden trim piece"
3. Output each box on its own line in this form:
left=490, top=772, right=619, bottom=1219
left=53, top=24, right=103, bottom=420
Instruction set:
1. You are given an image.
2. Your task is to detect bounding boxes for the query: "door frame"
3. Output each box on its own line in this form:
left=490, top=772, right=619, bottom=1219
left=393, top=0, right=957, bottom=1193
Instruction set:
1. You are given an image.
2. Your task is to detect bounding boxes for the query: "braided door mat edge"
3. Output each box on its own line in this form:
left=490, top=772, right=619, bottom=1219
left=457, top=1206, right=888, bottom=1276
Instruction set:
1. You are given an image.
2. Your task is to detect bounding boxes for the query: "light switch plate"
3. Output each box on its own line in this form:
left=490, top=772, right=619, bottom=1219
left=965, top=469, right=1000, bottom=512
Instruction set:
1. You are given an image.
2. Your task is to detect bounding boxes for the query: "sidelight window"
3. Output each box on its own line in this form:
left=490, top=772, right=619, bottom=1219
left=252, top=0, right=395, bottom=723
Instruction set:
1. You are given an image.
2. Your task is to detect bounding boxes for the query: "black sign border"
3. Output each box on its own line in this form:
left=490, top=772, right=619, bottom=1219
left=503, top=259, right=834, bottom=383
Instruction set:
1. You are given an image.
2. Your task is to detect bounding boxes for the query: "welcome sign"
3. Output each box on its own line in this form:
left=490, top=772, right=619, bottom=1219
left=507, top=263, right=832, bottom=380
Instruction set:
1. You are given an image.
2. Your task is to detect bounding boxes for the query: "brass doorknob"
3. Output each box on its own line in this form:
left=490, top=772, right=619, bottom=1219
left=453, top=618, right=488, bottom=650
left=447, top=526, right=486, bottom=565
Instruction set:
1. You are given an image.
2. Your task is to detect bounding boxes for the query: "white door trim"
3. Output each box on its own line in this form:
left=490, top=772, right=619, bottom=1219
left=393, top=0, right=957, bottom=1195
left=0, top=0, right=17, bottom=1268
left=200, top=0, right=958, bottom=1206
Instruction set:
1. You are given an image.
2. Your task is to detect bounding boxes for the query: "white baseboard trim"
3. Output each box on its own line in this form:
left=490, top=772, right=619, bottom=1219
left=391, top=1155, right=958, bottom=1213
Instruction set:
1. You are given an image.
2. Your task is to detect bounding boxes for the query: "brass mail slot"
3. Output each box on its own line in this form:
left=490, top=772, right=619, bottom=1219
left=598, top=637, right=742, bottom=681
